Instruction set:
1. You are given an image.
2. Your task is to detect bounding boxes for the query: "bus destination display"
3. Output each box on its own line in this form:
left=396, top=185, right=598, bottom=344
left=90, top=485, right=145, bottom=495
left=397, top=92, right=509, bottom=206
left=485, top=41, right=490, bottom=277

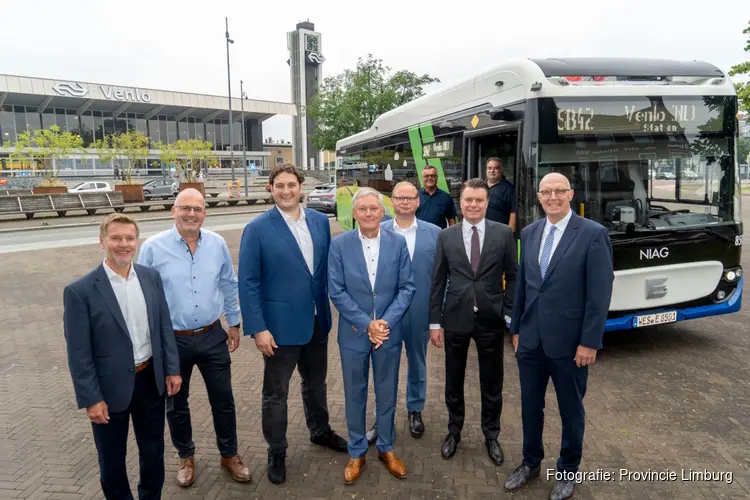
left=555, top=98, right=724, bottom=135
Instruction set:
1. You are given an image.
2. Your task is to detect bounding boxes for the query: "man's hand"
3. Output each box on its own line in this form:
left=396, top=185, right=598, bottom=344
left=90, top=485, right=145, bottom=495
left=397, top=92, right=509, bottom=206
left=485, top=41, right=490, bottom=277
left=367, top=320, right=389, bottom=349
left=512, top=334, right=519, bottom=352
left=227, top=326, right=240, bottom=353
left=574, top=345, right=597, bottom=368
left=166, top=375, right=182, bottom=396
left=429, top=328, right=444, bottom=348
left=255, top=330, right=278, bottom=357
left=86, top=401, right=109, bottom=424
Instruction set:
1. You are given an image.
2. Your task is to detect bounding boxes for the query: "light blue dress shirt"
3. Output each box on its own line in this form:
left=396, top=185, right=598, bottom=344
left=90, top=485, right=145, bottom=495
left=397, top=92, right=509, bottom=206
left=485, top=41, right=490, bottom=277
left=137, top=226, right=241, bottom=330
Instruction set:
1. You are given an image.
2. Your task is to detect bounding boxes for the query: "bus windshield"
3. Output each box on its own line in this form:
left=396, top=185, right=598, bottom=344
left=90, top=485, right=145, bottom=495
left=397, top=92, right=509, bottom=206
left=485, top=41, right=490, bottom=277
left=536, top=95, right=740, bottom=232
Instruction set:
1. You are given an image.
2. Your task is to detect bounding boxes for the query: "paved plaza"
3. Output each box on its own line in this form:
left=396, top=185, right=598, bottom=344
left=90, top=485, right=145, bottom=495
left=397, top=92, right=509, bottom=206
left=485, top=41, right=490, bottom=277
left=1, top=216, right=749, bottom=500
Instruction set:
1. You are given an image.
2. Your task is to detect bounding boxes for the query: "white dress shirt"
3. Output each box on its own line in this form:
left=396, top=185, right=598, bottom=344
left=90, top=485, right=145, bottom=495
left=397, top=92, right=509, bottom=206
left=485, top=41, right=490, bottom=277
left=538, top=209, right=573, bottom=264
left=391, top=217, right=418, bottom=260
left=277, top=206, right=314, bottom=274
left=359, top=228, right=380, bottom=290
left=462, top=218, right=486, bottom=261
left=102, top=261, right=152, bottom=364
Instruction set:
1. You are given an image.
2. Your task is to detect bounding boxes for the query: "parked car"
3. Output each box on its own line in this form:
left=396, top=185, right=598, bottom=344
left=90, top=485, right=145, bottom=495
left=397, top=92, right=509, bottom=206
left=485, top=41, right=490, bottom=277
left=306, top=183, right=336, bottom=214
left=142, top=179, right=178, bottom=200
left=69, top=181, right=112, bottom=193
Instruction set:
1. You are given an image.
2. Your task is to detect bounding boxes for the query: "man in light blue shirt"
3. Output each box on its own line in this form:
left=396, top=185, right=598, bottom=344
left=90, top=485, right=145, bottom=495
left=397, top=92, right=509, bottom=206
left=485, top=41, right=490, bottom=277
left=138, top=188, right=251, bottom=487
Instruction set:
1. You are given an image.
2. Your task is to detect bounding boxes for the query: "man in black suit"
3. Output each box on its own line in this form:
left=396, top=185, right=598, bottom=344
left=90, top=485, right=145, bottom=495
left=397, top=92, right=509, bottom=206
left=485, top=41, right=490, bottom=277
left=63, top=213, right=182, bottom=500
left=429, top=178, right=517, bottom=466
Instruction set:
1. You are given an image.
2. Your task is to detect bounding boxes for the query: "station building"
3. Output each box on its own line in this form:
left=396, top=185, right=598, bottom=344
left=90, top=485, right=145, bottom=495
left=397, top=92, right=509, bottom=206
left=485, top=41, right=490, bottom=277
left=0, top=73, right=296, bottom=174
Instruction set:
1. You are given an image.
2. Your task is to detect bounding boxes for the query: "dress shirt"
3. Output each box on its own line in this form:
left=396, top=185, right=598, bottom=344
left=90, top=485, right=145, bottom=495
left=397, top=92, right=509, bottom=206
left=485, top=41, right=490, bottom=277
left=277, top=206, right=314, bottom=274
left=102, top=261, right=152, bottom=364
left=359, top=228, right=381, bottom=290
left=462, top=218, right=486, bottom=261
left=137, top=226, right=241, bottom=330
left=391, top=217, right=418, bottom=260
left=538, top=209, right=573, bottom=264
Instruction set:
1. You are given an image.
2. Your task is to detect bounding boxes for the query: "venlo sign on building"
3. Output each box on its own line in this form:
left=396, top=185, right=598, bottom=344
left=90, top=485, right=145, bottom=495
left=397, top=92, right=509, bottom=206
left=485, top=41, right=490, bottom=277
left=52, top=81, right=152, bottom=103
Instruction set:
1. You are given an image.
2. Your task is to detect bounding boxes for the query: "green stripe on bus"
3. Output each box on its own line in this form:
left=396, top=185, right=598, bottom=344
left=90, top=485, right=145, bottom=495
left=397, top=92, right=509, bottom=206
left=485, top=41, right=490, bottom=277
left=408, top=123, right=449, bottom=192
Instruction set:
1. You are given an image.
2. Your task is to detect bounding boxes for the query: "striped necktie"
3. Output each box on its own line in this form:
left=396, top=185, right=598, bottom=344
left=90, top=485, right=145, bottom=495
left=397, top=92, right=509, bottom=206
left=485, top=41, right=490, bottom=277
left=539, top=226, right=556, bottom=281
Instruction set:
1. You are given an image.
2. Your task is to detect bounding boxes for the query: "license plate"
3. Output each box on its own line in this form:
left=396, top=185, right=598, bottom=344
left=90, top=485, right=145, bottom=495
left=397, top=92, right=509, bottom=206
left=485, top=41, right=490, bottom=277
left=308, top=197, right=319, bottom=201
left=634, top=310, right=677, bottom=328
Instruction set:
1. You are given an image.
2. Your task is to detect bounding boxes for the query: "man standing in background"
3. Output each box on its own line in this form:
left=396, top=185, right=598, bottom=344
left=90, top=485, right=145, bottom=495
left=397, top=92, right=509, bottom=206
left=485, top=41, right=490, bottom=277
left=485, top=158, right=516, bottom=231
left=416, top=165, right=457, bottom=228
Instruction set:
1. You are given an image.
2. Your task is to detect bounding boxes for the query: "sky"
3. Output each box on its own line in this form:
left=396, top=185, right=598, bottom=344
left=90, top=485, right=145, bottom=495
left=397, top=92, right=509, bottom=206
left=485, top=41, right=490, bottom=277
left=1, top=0, right=748, bottom=144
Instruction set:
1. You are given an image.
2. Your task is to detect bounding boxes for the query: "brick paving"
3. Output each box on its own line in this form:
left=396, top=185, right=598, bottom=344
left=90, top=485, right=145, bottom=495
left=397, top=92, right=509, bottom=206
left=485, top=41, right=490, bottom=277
left=1, top=219, right=749, bottom=499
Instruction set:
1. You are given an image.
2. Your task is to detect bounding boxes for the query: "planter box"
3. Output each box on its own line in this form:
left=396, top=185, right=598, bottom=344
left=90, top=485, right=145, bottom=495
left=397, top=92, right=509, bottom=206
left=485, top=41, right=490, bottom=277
left=179, top=182, right=205, bottom=197
left=115, top=184, right=145, bottom=203
left=32, top=186, right=68, bottom=194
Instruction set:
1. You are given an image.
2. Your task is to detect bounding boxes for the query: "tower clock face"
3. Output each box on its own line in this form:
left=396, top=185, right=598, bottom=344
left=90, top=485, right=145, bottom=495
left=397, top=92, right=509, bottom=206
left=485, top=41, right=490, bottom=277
left=305, top=34, right=319, bottom=53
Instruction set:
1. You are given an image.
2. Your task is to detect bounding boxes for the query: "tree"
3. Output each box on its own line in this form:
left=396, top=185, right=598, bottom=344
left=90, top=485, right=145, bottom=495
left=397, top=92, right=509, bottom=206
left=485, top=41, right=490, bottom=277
left=729, top=21, right=750, bottom=113
left=11, top=125, right=83, bottom=186
left=113, top=130, right=150, bottom=184
left=304, top=54, right=440, bottom=151
left=739, top=137, right=750, bottom=165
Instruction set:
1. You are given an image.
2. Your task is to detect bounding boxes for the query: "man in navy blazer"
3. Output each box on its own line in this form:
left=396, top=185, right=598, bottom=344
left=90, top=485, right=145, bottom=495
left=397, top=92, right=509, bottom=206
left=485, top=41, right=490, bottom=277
left=505, top=173, right=614, bottom=500
left=238, top=164, right=347, bottom=485
left=328, top=187, right=415, bottom=485
left=63, top=213, right=181, bottom=500
left=366, top=181, right=440, bottom=443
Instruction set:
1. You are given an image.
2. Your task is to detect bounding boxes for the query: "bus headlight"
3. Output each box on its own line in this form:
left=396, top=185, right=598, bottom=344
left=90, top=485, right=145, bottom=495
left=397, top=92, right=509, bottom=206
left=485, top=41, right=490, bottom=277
left=723, top=267, right=742, bottom=282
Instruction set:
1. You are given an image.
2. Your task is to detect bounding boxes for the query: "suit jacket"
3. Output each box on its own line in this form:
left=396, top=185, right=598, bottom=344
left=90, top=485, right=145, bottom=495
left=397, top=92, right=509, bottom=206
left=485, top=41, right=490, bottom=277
left=381, top=218, right=441, bottom=335
left=510, top=212, right=614, bottom=358
left=63, top=264, right=180, bottom=413
left=328, top=228, right=416, bottom=352
left=429, top=219, right=517, bottom=333
left=238, top=207, right=333, bottom=345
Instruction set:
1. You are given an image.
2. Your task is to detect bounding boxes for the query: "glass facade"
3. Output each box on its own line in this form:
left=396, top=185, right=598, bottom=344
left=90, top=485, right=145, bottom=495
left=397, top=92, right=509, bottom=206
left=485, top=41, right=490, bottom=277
left=0, top=105, right=252, bottom=152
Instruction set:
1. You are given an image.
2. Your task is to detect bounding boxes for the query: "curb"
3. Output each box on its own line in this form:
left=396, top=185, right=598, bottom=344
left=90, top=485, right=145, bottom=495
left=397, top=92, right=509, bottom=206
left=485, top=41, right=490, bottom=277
left=0, top=208, right=266, bottom=234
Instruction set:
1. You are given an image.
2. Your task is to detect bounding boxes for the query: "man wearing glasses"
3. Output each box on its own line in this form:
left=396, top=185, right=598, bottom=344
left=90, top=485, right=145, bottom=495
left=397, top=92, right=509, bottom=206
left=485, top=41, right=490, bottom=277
left=415, top=165, right=457, bottom=229
left=365, top=181, right=441, bottom=444
left=138, top=188, right=251, bottom=487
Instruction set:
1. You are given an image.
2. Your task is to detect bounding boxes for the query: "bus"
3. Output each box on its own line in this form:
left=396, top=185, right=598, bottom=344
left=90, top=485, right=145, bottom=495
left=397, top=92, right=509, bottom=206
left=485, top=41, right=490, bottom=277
left=334, top=57, right=743, bottom=332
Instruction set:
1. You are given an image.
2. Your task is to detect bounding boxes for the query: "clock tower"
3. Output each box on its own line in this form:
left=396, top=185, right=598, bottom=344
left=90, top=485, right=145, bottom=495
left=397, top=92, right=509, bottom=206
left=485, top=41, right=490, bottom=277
left=287, top=21, right=324, bottom=170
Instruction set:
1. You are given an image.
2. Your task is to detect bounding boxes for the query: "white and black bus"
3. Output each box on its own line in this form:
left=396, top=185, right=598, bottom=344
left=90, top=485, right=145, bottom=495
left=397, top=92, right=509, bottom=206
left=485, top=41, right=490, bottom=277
left=335, top=57, right=743, bottom=332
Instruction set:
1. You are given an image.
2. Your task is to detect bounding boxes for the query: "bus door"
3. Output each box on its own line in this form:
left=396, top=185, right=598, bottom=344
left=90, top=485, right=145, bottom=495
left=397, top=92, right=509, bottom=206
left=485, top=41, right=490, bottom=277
left=463, top=124, right=521, bottom=229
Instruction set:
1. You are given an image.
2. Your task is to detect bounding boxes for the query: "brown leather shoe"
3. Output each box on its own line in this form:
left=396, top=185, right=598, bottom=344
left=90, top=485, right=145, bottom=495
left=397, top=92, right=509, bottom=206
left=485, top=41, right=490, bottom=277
left=176, top=456, right=195, bottom=487
left=378, top=450, right=406, bottom=479
left=344, top=457, right=366, bottom=485
left=220, top=455, right=252, bottom=483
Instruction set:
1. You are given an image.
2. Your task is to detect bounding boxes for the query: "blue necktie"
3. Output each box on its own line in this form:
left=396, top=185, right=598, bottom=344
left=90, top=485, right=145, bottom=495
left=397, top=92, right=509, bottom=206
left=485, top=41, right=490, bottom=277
left=539, top=226, right=556, bottom=281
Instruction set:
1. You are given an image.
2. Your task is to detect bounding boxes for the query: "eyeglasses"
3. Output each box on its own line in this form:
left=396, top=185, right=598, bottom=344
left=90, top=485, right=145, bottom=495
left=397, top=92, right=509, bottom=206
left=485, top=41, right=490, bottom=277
left=423, top=174, right=437, bottom=179
left=538, top=188, right=571, bottom=199
left=392, top=196, right=418, bottom=202
left=177, top=205, right=205, bottom=214
left=355, top=206, right=381, bottom=214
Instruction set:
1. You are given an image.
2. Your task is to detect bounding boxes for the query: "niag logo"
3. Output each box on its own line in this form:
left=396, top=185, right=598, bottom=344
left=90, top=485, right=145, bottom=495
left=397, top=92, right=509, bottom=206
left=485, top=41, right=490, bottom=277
left=640, top=247, right=669, bottom=260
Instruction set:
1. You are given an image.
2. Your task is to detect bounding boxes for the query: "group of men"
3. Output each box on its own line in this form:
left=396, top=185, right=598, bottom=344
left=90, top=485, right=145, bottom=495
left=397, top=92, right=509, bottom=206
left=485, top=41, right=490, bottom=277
left=63, top=158, right=613, bottom=500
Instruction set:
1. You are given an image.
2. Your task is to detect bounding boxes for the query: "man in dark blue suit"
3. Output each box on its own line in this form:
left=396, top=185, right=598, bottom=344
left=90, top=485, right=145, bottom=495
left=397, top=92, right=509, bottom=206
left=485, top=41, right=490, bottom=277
left=238, top=164, right=347, bottom=485
left=328, top=187, right=415, bottom=485
left=505, top=173, right=614, bottom=500
left=366, top=181, right=440, bottom=443
left=63, top=213, right=182, bottom=500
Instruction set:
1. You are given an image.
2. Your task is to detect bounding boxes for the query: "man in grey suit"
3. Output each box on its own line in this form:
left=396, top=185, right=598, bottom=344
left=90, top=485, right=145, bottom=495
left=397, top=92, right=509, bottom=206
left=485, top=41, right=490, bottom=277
left=366, top=181, right=441, bottom=444
left=429, top=178, right=517, bottom=466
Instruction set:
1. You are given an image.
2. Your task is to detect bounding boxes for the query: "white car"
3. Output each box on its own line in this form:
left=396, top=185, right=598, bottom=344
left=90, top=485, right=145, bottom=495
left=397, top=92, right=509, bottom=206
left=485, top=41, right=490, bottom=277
left=69, top=181, right=112, bottom=193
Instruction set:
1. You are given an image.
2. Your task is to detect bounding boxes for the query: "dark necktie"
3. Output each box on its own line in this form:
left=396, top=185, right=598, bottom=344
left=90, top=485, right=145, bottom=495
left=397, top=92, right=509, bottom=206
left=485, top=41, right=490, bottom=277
left=471, top=226, right=480, bottom=275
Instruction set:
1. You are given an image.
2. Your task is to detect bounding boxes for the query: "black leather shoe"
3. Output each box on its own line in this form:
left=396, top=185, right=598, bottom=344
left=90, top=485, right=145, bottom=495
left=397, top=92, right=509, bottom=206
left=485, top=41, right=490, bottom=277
left=485, top=439, right=504, bottom=465
left=408, top=411, right=424, bottom=438
left=310, top=428, right=348, bottom=453
left=504, top=464, right=541, bottom=491
left=366, top=423, right=378, bottom=445
left=441, top=433, right=459, bottom=459
left=549, top=479, right=575, bottom=500
left=267, top=451, right=286, bottom=485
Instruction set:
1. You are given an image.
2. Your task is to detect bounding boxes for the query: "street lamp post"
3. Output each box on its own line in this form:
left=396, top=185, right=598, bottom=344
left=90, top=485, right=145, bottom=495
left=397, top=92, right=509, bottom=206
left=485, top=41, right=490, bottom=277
left=225, top=17, right=235, bottom=182
left=240, top=80, right=249, bottom=197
